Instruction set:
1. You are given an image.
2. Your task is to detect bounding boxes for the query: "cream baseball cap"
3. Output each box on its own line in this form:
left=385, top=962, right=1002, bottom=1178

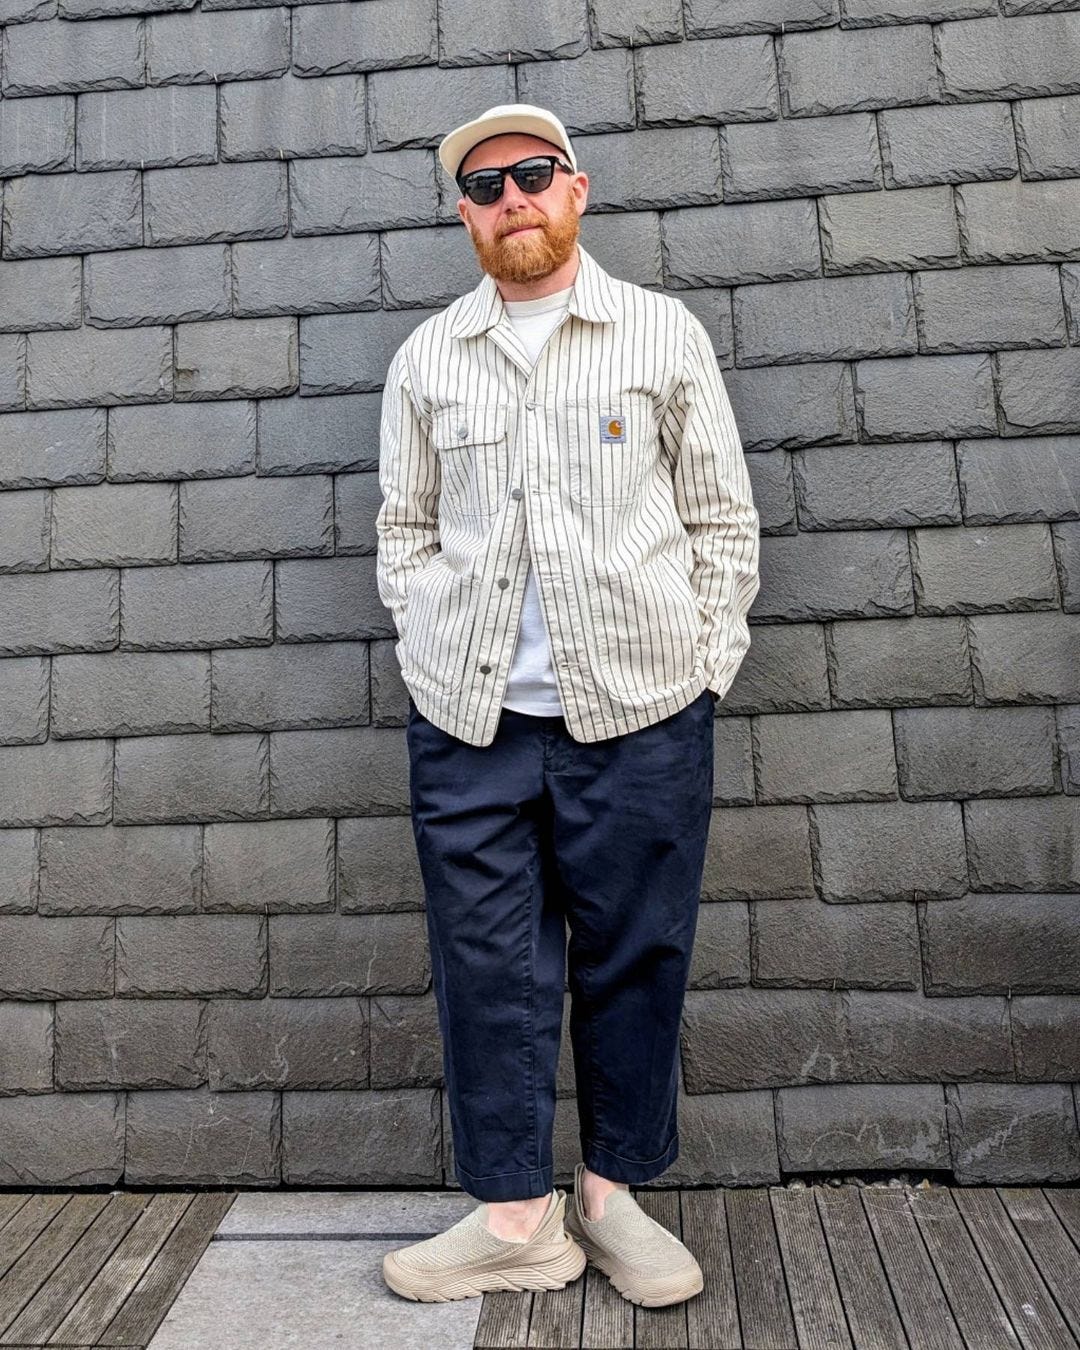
left=438, top=102, right=578, bottom=183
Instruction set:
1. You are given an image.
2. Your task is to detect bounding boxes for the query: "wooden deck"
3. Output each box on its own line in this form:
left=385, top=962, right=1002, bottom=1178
left=476, top=1184, right=1080, bottom=1350
left=1, top=1183, right=1078, bottom=1349
left=0, top=1190, right=233, bottom=1349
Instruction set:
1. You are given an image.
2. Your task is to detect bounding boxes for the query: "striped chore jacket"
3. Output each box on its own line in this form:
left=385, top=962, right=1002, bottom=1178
left=375, top=243, right=761, bottom=748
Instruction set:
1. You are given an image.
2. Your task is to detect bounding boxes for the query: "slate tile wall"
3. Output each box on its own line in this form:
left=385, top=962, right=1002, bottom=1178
left=0, top=0, right=1077, bottom=1188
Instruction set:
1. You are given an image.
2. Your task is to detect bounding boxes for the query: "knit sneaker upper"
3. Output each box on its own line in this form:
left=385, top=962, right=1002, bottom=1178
left=394, top=1194, right=555, bottom=1273
left=578, top=1190, right=694, bottom=1277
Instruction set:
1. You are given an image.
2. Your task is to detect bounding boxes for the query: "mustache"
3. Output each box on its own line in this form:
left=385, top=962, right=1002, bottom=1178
left=498, top=216, right=546, bottom=238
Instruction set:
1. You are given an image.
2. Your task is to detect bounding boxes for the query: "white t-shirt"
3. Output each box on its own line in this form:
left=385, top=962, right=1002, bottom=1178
left=500, top=285, right=574, bottom=716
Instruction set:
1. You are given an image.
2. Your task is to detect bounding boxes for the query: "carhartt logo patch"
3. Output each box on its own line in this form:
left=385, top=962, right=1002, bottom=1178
left=599, top=414, right=626, bottom=443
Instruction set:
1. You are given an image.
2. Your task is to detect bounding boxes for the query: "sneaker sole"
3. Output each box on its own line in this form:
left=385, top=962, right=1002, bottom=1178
left=567, top=1226, right=705, bottom=1308
left=382, top=1233, right=587, bottom=1302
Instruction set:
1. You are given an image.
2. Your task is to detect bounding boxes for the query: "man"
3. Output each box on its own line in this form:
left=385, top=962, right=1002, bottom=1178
left=376, top=103, right=760, bottom=1307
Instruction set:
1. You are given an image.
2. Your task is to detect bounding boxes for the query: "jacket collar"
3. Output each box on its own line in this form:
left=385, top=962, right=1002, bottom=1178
left=448, top=242, right=621, bottom=339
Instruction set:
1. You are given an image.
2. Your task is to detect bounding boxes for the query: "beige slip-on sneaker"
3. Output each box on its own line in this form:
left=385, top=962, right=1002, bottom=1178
left=564, top=1161, right=704, bottom=1307
left=382, top=1187, right=587, bottom=1302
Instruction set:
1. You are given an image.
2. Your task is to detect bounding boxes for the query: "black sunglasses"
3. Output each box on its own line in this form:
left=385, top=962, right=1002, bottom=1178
left=457, top=154, right=574, bottom=206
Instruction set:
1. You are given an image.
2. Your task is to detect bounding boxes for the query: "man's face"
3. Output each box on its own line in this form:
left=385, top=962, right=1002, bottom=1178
left=455, top=132, right=588, bottom=285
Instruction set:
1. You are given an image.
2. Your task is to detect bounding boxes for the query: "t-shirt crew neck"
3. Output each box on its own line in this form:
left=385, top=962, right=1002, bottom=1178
left=501, top=284, right=574, bottom=318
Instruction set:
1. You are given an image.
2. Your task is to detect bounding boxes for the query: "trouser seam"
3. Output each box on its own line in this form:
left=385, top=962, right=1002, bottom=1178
left=524, top=839, right=539, bottom=1175
left=585, top=1135, right=679, bottom=1167
left=458, top=1163, right=552, bottom=1182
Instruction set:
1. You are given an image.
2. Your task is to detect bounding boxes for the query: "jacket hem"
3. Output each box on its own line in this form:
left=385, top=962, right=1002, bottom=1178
left=406, top=674, right=715, bottom=746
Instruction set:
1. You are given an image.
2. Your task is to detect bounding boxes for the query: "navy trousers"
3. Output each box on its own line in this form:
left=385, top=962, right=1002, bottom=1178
left=405, top=689, right=715, bottom=1202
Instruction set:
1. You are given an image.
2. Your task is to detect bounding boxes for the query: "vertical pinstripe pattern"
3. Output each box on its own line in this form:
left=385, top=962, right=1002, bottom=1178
left=375, top=244, right=761, bottom=747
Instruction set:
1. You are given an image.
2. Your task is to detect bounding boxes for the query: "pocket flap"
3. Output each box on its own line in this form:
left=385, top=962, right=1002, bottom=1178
left=432, top=403, right=508, bottom=450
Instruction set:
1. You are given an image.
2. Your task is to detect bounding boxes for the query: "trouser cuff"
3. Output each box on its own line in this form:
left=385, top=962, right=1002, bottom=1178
left=455, top=1160, right=555, bottom=1202
left=581, top=1133, right=679, bottom=1184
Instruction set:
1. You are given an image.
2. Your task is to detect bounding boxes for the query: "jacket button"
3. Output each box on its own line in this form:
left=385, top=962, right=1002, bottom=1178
left=511, top=487, right=523, bottom=499
left=479, top=663, right=491, bottom=674
left=497, top=577, right=509, bottom=588
left=457, top=424, right=467, bottom=438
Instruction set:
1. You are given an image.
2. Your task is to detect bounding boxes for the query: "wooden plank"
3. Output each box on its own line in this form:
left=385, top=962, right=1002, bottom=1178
left=951, top=1188, right=1075, bottom=1350
left=860, top=1186, right=964, bottom=1350
left=1044, top=1191, right=1080, bottom=1254
left=814, top=1186, right=905, bottom=1350
left=90, top=1192, right=234, bottom=1349
left=0, top=1201, right=29, bottom=1236
left=726, top=1187, right=794, bottom=1350
left=997, top=1189, right=1080, bottom=1345
left=47, top=1193, right=191, bottom=1347
left=580, top=1260, right=632, bottom=1350
left=528, top=1272, right=584, bottom=1349
left=682, top=1189, right=740, bottom=1350
left=474, top=1290, right=533, bottom=1349
left=634, top=1188, right=688, bottom=1349
left=0, top=1198, right=70, bottom=1283
left=3, top=1197, right=148, bottom=1347
left=769, top=1186, right=851, bottom=1350
left=0, top=1196, right=108, bottom=1342
left=908, top=1186, right=1022, bottom=1350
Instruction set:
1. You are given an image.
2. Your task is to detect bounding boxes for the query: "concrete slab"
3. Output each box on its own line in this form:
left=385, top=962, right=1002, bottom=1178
left=217, top=1188, right=477, bottom=1237
left=146, top=1191, right=485, bottom=1350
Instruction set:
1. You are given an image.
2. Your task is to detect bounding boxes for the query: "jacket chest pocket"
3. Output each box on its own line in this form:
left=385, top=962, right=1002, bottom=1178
left=565, top=393, right=656, bottom=509
left=431, top=403, right=510, bottom=520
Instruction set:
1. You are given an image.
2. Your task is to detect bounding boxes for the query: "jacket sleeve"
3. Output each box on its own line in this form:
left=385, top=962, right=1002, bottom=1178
left=660, top=309, right=761, bottom=699
left=375, top=343, right=441, bottom=639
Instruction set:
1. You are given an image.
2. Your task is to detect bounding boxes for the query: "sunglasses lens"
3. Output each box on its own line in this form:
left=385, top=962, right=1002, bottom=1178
left=463, top=173, right=503, bottom=205
left=512, top=158, right=555, bottom=193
